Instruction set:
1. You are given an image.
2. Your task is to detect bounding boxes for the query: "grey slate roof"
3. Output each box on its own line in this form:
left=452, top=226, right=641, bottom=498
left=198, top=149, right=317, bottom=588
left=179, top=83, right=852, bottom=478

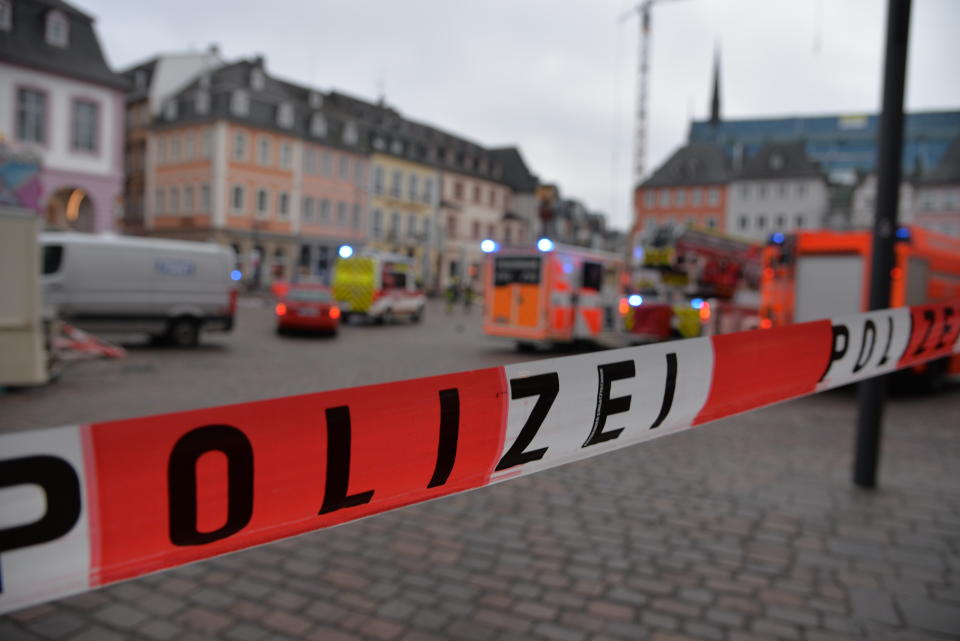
left=490, top=147, right=538, bottom=193
left=922, top=137, right=960, bottom=185
left=0, top=0, right=126, bottom=90
left=641, top=142, right=730, bottom=188
left=736, top=141, right=824, bottom=180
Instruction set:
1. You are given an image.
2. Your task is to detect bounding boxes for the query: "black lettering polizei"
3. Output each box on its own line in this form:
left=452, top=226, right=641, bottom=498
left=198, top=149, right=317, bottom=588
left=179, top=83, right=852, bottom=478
left=168, top=425, right=254, bottom=546
left=912, top=309, right=936, bottom=357
left=649, top=352, right=678, bottom=429
left=0, top=455, right=82, bottom=593
left=853, top=320, right=877, bottom=373
left=496, top=373, right=560, bottom=471
left=878, top=316, right=895, bottom=366
left=819, top=324, right=850, bottom=382
left=318, top=406, right=375, bottom=515
left=428, top=389, right=460, bottom=489
left=583, top=360, right=635, bottom=447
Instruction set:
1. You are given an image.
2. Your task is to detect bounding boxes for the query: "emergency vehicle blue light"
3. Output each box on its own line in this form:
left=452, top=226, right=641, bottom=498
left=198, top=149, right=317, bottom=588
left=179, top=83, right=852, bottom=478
left=562, top=262, right=573, bottom=274
left=338, top=244, right=354, bottom=258
left=895, top=227, right=911, bottom=240
left=771, top=232, right=785, bottom=244
left=633, top=246, right=645, bottom=261
left=230, top=270, right=242, bottom=281
left=690, top=298, right=704, bottom=310
left=480, top=239, right=498, bottom=253
left=628, top=294, right=643, bottom=307
left=537, top=238, right=555, bottom=252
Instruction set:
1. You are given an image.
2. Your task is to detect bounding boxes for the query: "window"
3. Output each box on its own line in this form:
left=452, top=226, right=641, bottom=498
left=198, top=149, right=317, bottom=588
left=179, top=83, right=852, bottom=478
left=201, top=184, right=211, bottom=212
left=302, top=196, right=316, bottom=221
left=184, top=185, right=194, bottom=212
left=43, top=245, right=63, bottom=275
left=164, top=100, right=178, bottom=120
left=691, top=189, right=702, bottom=206
left=257, top=138, right=271, bottom=165
left=320, top=199, right=330, bottom=223
left=337, top=202, right=348, bottom=227
left=342, top=121, right=358, bottom=145
left=408, top=175, right=418, bottom=200
left=155, top=188, right=165, bottom=214
left=582, top=262, right=603, bottom=291
left=202, top=129, right=213, bottom=157
left=659, top=190, right=670, bottom=207
left=391, top=170, right=402, bottom=197
left=676, top=189, right=686, bottom=207
left=16, top=88, right=46, bottom=144
left=278, top=192, right=290, bottom=218
left=256, top=189, right=269, bottom=218
left=707, top=188, right=719, bottom=205
left=756, top=215, right=766, bottom=230
left=373, top=166, right=384, bottom=194
left=45, top=10, right=69, bottom=47
left=310, top=113, right=327, bottom=137
left=372, top=209, right=383, bottom=237
left=280, top=143, right=292, bottom=169
left=169, top=186, right=179, bottom=214
left=487, top=224, right=495, bottom=240
left=277, top=103, right=294, bottom=128
left=447, top=215, right=457, bottom=238
left=390, top=212, right=400, bottom=237
left=305, top=149, right=318, bottom=173
left=795, top=214, right=805, bottom=228
left=758, top=184, right=767, bottom=199
left=454, top=181, right=464, bottom=200
left=472, top=221, right=480, bottom=239
left=196, top=91, right=210, bottom=114
left=775, top=214, right=786, bottom=229
left=643, top=191, right=655, bottom=208
left=407, top=214, right=416, bottom=238
left=738, top=215, right=747, bottom=231
left=707, top=217, right=717, bottom=229
left=232, top=185, right=245, bottom=213
left=352, top=204, right=361, bottom=229
left=250, top=69, right=265, bottom=91
left=231, top=90, right=249, bottom=116
left=170, top=137, right=180, bottom=162
left=233, top=132, right=247, bottom=161
left=309, top=92, right=323, bottom=109
left=339, top=155, right=349, bottom=180
left=71, top=99, right=98, bottom=152
left=184, top=133, right=195, bottom=160
left=322, top=151, right=333, bottom=177
left=0, top=1, right=11, bottom=31
left=422, top=216, right=430, bottom=237
left=796, top=183, right=806, bottom=197
left=777, top=183, right=787, bottom=198
left=473, top=185, right=481, bottom=203
left=354, top=161, right=365, bottom=186
left=489, top=188, right=496, bottom=207
left=739, top=184, right=750, bottom=199
left=423, top=177, right=433, bottom=204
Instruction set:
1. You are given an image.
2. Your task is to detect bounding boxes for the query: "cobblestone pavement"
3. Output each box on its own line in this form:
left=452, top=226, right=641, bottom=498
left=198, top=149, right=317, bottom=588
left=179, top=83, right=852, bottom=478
left=2, top=300, right=959, bottom=640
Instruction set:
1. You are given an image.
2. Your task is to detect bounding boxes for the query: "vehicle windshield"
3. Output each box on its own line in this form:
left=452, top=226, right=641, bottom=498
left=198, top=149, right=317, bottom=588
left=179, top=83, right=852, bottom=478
left=287, top=289, right=332, bottom=302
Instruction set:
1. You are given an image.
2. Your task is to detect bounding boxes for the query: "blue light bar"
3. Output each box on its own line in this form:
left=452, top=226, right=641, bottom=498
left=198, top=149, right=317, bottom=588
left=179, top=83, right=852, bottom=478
left=537, top=237, right=555, bottom=252
left=480, top=239, right=498, bottom=253
left=230, top=269, right=242, bottom=281
left=771, top=232, right=785, bottom=244
left=895, top=227, right=911, bottom=240
left=690, top=298, right=704, bottom=310
left=338, top=244, right=354, bottom=258
left=628, top=294, right=643, bottom=307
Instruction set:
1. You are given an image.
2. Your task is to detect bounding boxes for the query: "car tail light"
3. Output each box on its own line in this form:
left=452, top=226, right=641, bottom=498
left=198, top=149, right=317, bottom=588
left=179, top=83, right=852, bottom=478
left=229, top=288, right=238, bottom=315
left=759, top=318, right=772, bottom=329
left=275, top=303, right=287, bottom=316
left=329, top=306, right=341, bottom=319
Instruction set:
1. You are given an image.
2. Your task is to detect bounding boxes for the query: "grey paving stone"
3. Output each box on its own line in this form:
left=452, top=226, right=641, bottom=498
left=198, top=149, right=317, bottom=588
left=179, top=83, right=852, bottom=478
left=25, top=611, right=87, bottom=639
left=223, top=622, right=271, bottom=641
left=91, top=603, right=150, bottom=630
left=898, top=594, right=960, bottom=635
left=848, top=587, right=901, bottom=625
left=139, top=619, right=183, bottom=641
left=65, top=625, right=126, bottom=641
left=531, top=622, right=588, bottom=641
left=0, top=620, right=45, bottom=641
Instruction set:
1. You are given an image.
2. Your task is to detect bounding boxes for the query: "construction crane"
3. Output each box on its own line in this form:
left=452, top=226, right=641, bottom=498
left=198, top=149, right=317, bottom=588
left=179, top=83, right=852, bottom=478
left=620, top=0, right=689, bottom=186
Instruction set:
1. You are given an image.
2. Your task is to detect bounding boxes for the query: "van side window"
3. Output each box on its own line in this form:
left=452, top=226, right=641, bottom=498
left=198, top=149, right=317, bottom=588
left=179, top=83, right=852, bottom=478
left=43, top=245, right=63, bottom=274
left=582, top=261, right=603, bottom=291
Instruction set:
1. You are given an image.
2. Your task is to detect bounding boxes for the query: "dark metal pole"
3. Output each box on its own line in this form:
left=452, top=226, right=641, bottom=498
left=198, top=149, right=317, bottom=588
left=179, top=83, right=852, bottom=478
left=854, top=0, right=912, bottom=489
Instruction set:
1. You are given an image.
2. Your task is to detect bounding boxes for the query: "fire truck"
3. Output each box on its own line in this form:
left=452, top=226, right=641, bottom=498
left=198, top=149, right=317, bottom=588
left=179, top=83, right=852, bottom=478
left=482, top=239, right=625, bottom=350
left=760, top=225, right=960, bottom=386
left=625, top=226, right=762, bottom=341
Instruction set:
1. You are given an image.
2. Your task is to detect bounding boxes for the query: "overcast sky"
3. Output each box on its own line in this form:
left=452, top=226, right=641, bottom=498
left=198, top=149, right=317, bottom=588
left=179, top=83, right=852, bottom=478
left=82, top=0, right=960, bottom=230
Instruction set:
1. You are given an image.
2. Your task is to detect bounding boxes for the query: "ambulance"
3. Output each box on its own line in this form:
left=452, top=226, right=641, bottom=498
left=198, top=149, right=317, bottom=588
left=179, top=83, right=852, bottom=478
left=482, top=239, right=625, bottom=350
left=331, top=247, right=426, bottom=323
left=760, top=225, right=960, bottom=386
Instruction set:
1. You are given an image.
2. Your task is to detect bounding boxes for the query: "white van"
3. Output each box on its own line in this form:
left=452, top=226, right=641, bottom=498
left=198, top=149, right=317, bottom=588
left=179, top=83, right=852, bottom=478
left=41, top=232, right=237, bottom=347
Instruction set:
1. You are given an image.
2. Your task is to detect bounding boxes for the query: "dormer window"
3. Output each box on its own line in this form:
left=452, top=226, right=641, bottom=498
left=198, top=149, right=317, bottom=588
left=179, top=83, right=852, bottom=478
left=164, top=100, right=178, bottom=120
left=373, top=136, right=386, bottom=151
left=135, top=70, right=147, bottom=90
left=198, top=73, right=210, bottom=89
left=0, top=1, right=11, bottom=31
left=310, top=113, right=327, bottom=137
left=343, top=121, right=358, bottom=146
left=46, top=10, right=69, bottom=47
left=231, top=89, right=249, bottom=116
left=309, top=92, right=323, bottom=109
left=195, top=91, right=210, bottom=114
left=277, top=102, right=294, bottom=128
left=391, top=139, right=403, bottom=155
left=250, top=68, right=265, bottom=91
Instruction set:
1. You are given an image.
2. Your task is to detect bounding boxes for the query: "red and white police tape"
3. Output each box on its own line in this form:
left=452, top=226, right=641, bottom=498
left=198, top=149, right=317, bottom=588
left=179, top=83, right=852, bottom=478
left=1, top=300, right=958, bottom=614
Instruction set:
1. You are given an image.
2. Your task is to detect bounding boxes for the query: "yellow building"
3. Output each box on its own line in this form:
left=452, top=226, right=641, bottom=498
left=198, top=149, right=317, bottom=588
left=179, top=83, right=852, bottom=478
left=367, top=152, right=440, bottom=287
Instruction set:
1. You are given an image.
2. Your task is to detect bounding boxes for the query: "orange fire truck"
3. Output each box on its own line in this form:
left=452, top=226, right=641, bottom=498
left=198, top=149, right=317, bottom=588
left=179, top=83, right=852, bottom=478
left=760, top=225, right=960, bottom=385
left=482, top=240, right=625, bottom=350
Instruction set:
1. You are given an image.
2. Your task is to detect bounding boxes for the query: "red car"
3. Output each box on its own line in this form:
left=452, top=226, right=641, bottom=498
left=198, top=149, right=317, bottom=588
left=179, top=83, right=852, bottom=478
left=275, top=286, right=341, bottom=335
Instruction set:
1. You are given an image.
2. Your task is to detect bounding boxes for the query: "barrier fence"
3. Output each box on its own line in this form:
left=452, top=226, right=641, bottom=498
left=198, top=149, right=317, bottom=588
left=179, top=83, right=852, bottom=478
left=1, top=299, right=958, bottom=614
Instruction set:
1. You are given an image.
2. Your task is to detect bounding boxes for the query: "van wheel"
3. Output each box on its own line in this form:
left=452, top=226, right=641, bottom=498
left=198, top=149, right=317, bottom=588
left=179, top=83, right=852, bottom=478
left=382, top=308, right=394, bottom=324
left=167, top=318, right=200, bottom=347
left=412, top=306, right=424, bottom=323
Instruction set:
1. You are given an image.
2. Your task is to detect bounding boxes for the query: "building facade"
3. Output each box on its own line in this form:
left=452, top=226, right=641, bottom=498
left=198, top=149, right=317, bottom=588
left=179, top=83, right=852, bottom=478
left=726, top=142, right=829, bottom=240
left=0, top=0, right=125, bottom=231
left=633, top=143, right=729, bottom=241
left=913, top=137, right=960, bottom=237
left=850, top=173, right=916, bottom=231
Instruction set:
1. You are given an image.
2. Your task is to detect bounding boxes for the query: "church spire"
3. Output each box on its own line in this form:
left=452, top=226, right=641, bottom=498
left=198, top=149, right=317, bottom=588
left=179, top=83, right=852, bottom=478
left=709, top=46, right=721, bottom=126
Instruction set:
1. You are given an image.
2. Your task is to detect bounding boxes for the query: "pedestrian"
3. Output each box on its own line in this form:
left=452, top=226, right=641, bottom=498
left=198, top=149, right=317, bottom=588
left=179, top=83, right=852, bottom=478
left=463, top=280, right=475, bottom=313
left=445, top=279, right=460, bottom=314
